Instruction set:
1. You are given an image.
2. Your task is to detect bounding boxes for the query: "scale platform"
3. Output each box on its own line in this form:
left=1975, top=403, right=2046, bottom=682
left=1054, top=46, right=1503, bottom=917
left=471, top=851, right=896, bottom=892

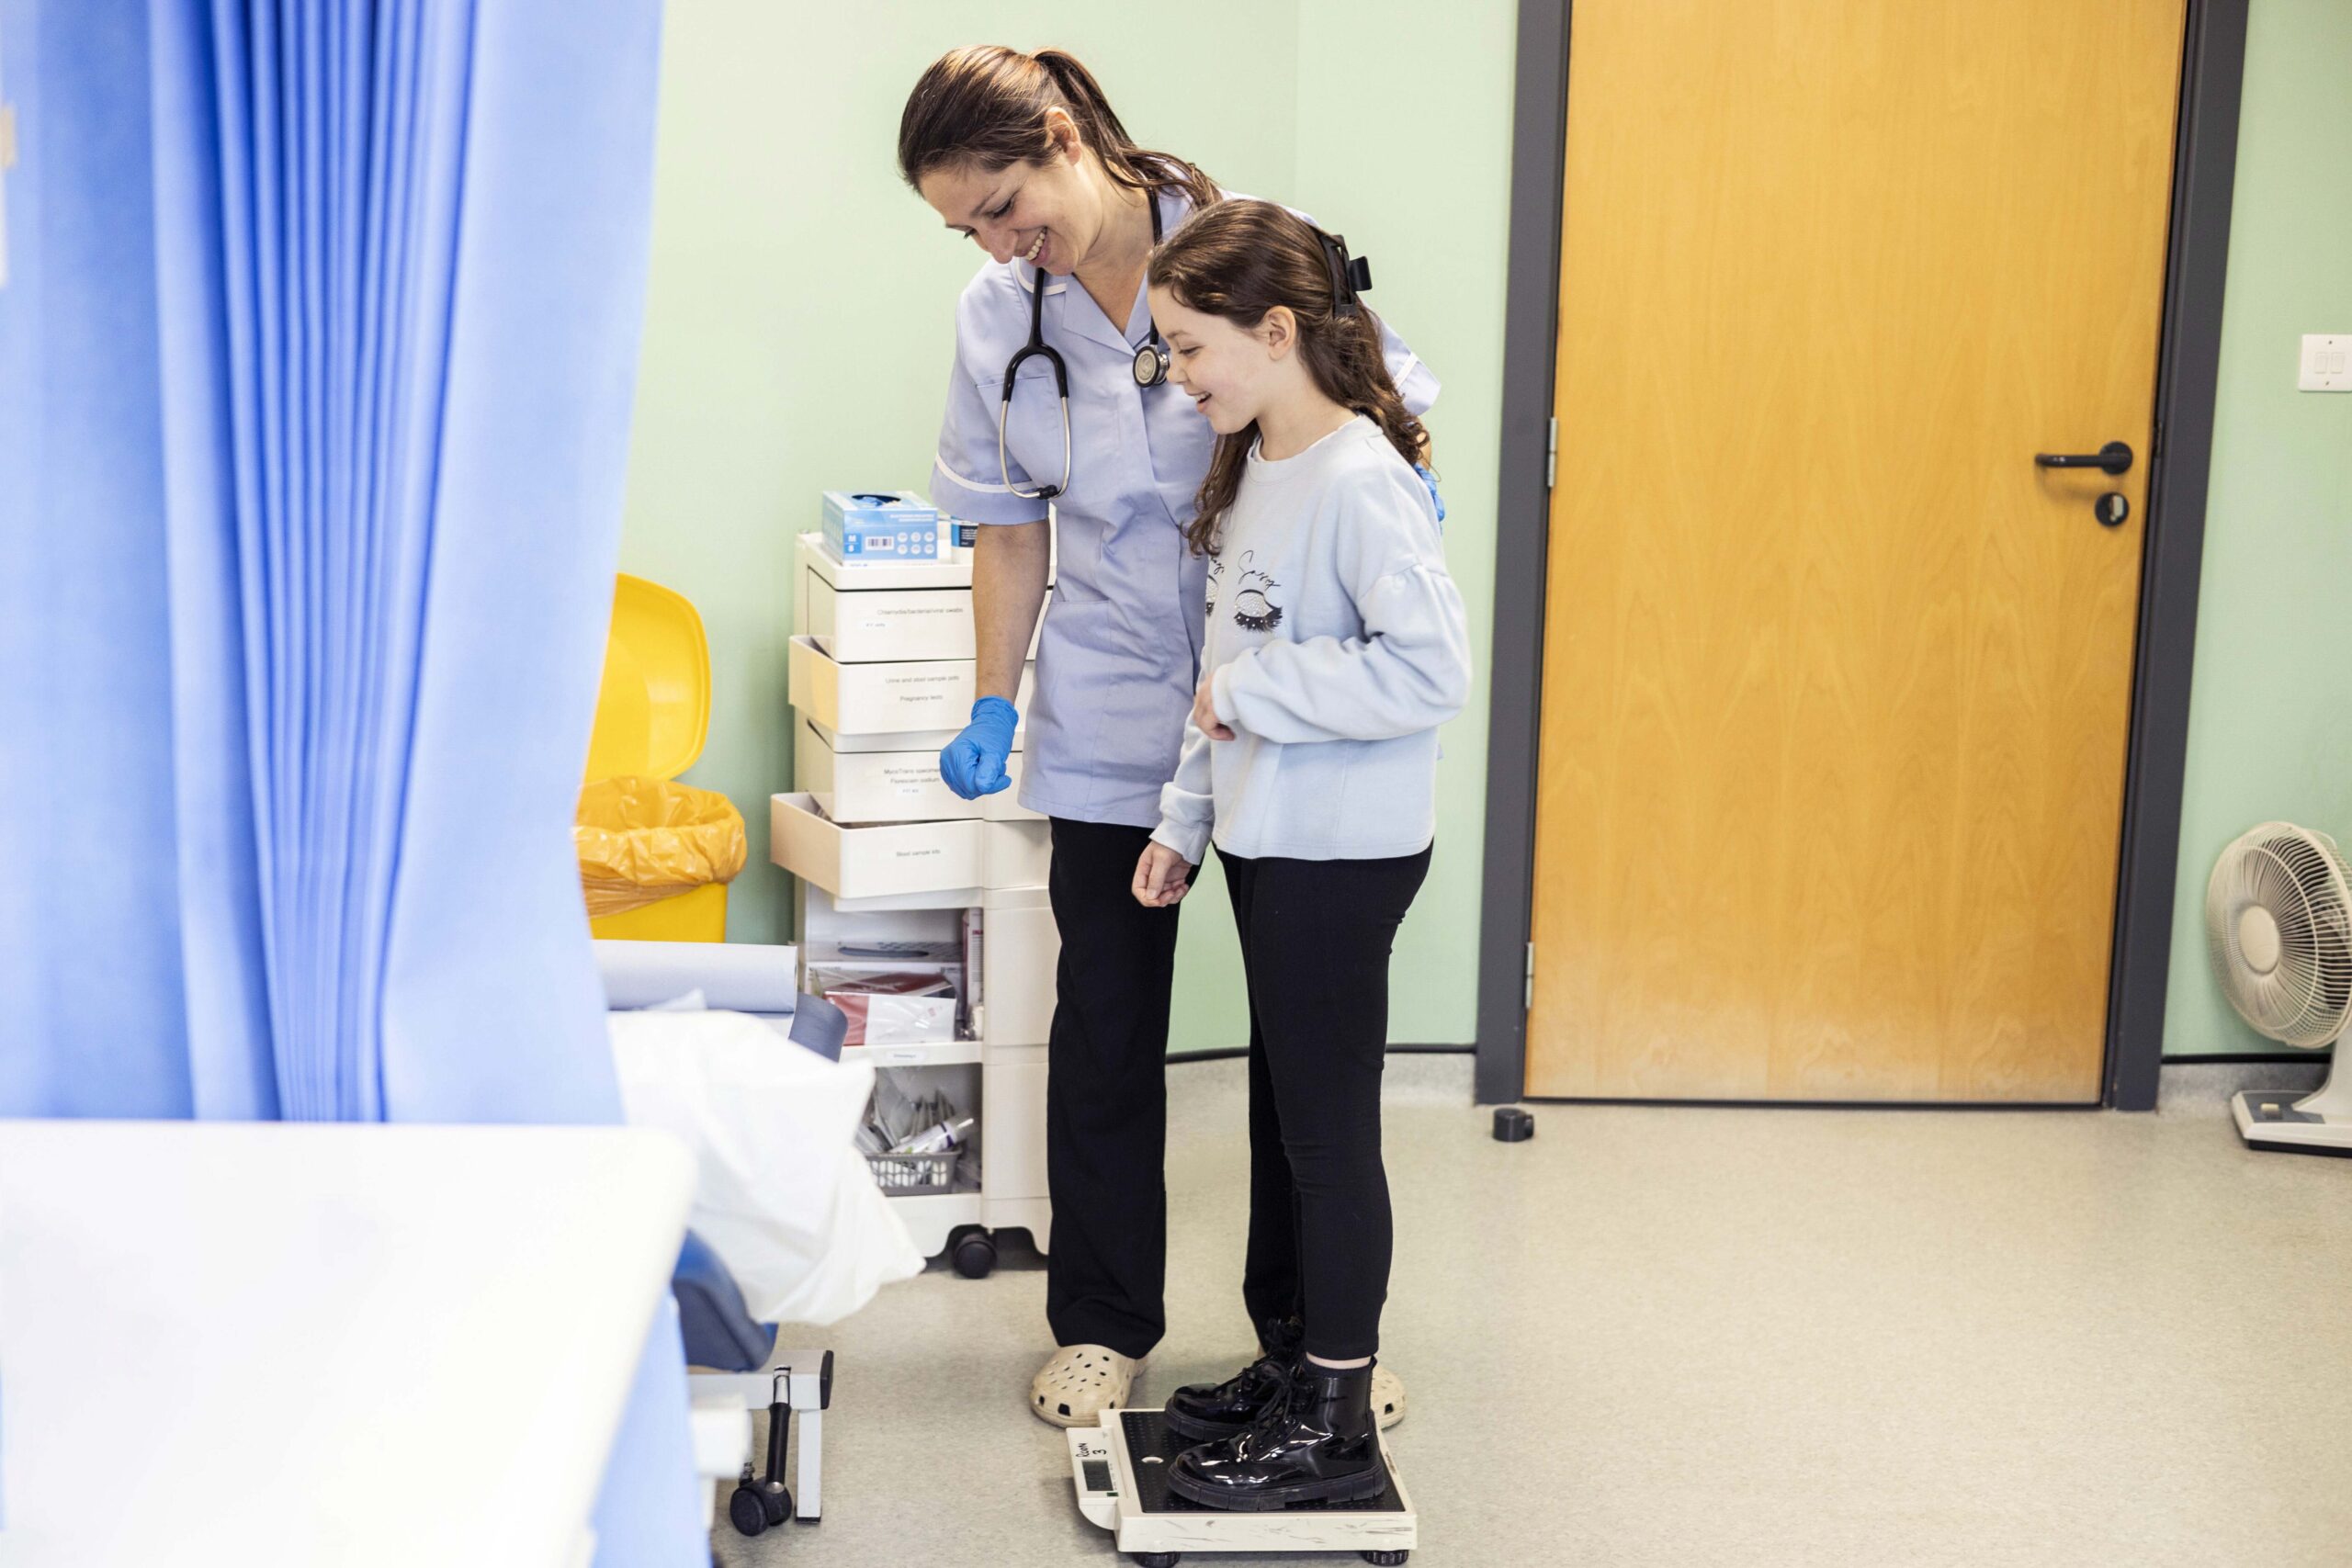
left=1069, top=1407, right=1415, bottom=1565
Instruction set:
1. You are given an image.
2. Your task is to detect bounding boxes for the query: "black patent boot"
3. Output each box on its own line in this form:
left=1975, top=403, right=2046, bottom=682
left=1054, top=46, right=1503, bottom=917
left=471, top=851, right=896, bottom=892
left=1163, top=1315, right=1303, bottom=1441
left=1166, top=1357, right=1385, bottom=1511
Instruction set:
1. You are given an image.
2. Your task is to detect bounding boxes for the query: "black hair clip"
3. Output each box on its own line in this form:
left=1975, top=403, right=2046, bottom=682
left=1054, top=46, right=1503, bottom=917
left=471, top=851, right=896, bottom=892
left=1316, top=229, right=1374, bottom=318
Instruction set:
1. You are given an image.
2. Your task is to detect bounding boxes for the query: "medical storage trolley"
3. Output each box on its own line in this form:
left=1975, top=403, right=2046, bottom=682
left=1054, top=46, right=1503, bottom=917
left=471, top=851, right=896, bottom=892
left=773, top=530, right=1053, bottom=1279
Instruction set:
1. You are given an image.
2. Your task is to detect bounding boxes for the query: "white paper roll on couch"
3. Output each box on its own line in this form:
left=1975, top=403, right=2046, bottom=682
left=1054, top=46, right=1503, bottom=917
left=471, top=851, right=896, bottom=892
left=594, top=940, right=802, bottom=1014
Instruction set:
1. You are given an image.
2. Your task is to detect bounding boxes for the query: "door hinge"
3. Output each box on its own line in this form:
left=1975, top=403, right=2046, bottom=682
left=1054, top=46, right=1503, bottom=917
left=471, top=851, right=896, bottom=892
left=1523, top=941, right=1535, bottom=1010
left=1544, top=418, right=1557, bottom=491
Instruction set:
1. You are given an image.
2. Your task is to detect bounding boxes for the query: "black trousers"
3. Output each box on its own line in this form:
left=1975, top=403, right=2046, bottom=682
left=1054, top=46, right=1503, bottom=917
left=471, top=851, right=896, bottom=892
left=1045, top=818, right=1183, bottom=1359
left=1224, top=843, right=1431, bottom=1362
left=1041, top=818, right=1429, bottom=1362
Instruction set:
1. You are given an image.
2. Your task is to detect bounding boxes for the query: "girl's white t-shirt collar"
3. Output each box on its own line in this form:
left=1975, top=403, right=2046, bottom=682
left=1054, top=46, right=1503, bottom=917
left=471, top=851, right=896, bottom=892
left=1248, top=412, right=1375, bottom=468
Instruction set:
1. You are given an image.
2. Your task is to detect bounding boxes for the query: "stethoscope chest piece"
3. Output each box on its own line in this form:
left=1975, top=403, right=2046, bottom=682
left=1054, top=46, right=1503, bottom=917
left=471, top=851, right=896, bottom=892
left=1132, top=340, right=1170, bottom=389
left=1133, top=189, right=1172, bottom=389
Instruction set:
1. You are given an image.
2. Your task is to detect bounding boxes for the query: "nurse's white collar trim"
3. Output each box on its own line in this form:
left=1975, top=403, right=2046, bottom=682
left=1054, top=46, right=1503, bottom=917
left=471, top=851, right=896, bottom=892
left=935, top=453, right=1017, bottom=495
left=1014, top=259, right=1067, bottom=296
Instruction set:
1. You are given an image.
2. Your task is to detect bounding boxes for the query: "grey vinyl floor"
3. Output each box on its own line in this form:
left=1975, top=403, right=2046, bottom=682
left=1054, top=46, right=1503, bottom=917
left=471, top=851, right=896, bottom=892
left=713, top=1055, right=2352, bottom=1568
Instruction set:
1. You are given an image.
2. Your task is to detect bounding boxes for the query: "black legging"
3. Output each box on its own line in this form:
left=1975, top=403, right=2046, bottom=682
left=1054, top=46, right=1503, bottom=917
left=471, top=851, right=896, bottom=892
left=1224, top=842, right=1431, bottom=1362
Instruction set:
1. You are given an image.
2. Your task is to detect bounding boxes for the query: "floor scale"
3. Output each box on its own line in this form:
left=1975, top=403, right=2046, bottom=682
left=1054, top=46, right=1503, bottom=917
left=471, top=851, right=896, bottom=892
left=1069, top=1407, right=1417, bottom=1565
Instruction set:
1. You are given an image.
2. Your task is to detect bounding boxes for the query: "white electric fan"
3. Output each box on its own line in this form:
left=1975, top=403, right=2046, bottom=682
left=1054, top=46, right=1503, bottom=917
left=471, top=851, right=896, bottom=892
left=2208, top=822, right=2352, bottom=1154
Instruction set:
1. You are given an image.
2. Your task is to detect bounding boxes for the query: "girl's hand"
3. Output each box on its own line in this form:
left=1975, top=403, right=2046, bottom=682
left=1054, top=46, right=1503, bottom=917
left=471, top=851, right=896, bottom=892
left=1133, top=842, right=1194, bottom=908
left=1193, top=670, right=1236, bottom=741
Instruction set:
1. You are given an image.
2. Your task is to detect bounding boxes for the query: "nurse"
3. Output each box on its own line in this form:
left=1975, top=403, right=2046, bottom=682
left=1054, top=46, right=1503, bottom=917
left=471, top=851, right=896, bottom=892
left=899, top=44, right=1437, bottom=1429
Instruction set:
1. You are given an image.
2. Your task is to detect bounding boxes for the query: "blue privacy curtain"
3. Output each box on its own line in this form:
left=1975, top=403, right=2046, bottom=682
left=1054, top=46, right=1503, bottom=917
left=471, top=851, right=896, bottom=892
left=0, top=1, right=700, bottom=1559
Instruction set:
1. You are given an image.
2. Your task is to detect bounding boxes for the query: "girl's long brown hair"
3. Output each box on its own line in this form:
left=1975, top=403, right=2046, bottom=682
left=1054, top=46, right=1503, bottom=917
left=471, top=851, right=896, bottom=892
left=1148, top=200, right=1430, bottom=556
left=898, top=46, right=1218, bottom=213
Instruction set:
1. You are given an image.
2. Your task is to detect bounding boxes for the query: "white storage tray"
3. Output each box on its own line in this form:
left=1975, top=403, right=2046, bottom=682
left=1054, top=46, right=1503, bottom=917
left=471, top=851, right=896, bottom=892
left=797, top=529, right=1055, bottom=592
left=797, top=716, right=978, bottom=824
left=770, top=792, right=985, bottom=900
left=796, top=717, right=1045, bottom=826
left=788, top=637, right=973, bottom=736
left=807, top=581, right=1046, bottom=665
left=812, top=719, right=993, bottom=755
left=981, top=750, right=1046, bottom=823
left=808, top=581, right=977, bottom=663
left=799, top=530, right=976, bottom=592
left=788, top=637, right=1037, bottom=739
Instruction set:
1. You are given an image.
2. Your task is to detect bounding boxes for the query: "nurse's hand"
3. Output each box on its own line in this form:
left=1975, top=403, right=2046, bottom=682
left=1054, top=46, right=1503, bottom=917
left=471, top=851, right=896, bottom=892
left=1134, top=842, right=1193, bottom=908
left=939, top=696, right=1018, bottom=799
left=1193, top=671, right=1235, bottom=741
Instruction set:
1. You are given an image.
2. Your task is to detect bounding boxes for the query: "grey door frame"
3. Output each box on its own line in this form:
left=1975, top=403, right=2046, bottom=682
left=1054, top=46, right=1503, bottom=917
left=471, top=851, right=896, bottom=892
left=1474, top=0, right=2250, bottom=1110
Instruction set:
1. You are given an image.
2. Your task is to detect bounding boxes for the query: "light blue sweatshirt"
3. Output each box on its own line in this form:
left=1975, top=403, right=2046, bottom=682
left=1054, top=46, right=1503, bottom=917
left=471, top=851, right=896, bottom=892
left=1150, top=414, right=1473, bottom=864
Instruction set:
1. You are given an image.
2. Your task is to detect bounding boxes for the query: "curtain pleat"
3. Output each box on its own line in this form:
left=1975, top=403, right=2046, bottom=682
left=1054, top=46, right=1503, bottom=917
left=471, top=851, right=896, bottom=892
left=202, top=0, right=486, bottom=1119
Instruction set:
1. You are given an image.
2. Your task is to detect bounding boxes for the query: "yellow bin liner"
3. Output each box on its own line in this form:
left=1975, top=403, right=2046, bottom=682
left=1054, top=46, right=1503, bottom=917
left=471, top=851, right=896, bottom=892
left=579, top=575, right=742, bottom=942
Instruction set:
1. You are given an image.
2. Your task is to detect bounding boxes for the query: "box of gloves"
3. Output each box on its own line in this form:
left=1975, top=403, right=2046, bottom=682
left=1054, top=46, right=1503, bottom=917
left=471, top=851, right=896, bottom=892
left=821, top=491, right=942, bottom=564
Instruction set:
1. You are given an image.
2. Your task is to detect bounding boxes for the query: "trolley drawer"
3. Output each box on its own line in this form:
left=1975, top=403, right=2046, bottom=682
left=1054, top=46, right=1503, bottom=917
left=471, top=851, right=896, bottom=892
left=808, top=582, right=977, bottom=663
left=769, top=792, right=983, bottom=900
left=796, top=716, right=978, bottom=824
left=788, top=636, right=1036, bottom=739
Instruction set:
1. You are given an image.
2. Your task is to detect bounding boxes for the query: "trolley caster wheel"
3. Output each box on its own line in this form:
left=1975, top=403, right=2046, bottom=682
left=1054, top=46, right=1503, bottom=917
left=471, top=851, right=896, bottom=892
left=1362, top=1552, right=1410, bottom=1565
left=727, top=1482, right=790, bottom=1536
left=1133, top=1554, right=1182, bottom=1567
left=953, top=1229, right=998, bottom=1280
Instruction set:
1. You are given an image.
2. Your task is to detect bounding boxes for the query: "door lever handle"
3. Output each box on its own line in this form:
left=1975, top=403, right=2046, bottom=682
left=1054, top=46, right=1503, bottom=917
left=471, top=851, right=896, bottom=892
left=2034, top=440, right=2132, bottom=475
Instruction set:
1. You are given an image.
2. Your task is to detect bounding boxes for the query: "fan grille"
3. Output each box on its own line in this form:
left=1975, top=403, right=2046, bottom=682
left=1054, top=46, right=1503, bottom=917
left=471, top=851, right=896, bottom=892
left=2206, top=823, right=2352, bottom=1049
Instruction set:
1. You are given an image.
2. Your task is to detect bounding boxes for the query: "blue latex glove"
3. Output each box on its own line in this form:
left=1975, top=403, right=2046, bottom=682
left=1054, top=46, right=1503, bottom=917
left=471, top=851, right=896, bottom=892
left=1414, top=463, right=1446, bottom=525
left=939, top=696, right=1018, bottom=799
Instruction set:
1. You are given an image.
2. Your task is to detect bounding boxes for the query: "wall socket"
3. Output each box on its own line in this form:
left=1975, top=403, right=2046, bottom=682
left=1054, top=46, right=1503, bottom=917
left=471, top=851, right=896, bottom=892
left=2300, top=334, right=2350, bottom=392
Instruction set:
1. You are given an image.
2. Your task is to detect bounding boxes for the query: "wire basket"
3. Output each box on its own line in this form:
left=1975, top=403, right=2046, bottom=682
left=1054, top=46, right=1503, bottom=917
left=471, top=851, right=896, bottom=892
left=867, top=1147, right=962, bottom=1196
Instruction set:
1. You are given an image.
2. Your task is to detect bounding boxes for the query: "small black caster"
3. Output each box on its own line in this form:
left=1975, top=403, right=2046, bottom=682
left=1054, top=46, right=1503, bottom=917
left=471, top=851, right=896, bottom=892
left=953, top=1229, right=998, bottom=1279
left=1134, top=1554, right=1182, bottom=1567
left=728, top=1379, right=797, bottom=1535
left=1362, top=1552, right=1410, bottom=1565
left=727, top=1480, right=790, bottom=1535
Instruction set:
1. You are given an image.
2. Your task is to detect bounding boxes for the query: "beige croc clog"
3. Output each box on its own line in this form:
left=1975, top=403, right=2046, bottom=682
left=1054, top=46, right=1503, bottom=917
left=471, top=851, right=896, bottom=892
left=1031, top=1344, right=1139, bottom=1427
left=1372, top=1361, right=1406, bottom=1429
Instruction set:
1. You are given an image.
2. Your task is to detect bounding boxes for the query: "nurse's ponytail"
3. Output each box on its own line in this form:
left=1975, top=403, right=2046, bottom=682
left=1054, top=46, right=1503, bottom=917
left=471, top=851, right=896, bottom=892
left=899, top=46, right=1218, bottom=211
left=1148, top=200, right=1432, bottom=557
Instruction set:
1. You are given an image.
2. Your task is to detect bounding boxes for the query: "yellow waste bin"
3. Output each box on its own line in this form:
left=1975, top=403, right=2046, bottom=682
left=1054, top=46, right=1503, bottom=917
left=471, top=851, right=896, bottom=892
left=576, top=575, right=744, bottom=942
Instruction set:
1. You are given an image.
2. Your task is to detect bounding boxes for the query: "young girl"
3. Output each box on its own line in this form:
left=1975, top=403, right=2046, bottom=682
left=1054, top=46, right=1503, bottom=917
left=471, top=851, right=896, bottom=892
left=1132, top=199, right=1472, bottom=1510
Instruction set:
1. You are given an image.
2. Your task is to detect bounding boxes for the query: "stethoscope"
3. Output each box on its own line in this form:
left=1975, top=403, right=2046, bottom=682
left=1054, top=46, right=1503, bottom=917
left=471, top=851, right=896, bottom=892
left=997, top=189, right=1171, bottom=502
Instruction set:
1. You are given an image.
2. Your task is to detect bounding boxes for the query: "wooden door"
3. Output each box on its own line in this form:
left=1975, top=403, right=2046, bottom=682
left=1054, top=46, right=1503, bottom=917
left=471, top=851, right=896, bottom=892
left=1525, top=0, right=2188, bottom=1102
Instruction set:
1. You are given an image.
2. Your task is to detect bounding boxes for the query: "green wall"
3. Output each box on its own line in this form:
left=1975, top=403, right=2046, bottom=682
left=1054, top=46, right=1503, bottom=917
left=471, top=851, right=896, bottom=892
left=618, top=2, right=1515, bottom=1049
left=2161, top=0, right=2352, bottom=1057
left=628, top=0, right=2339, bottom=1066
